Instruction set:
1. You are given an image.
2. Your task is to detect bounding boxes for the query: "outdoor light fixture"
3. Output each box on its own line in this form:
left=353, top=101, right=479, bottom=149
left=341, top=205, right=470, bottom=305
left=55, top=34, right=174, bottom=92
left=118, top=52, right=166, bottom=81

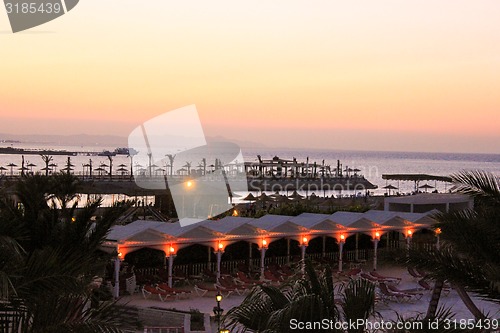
left=375, top=232, right=380, bottom=239
left=214, top=291, right=224, bottom=333
left=435, top=228, right=442, bottom=235
left=261, top=239, right=268, bottom=248
left=186, top=180, right=193, bottom=188
left=340, top=234, right=345, bottom=241
left=302, top=237, right=308, bottom=245
left=232, top=209, right=239, bottom=216
left=407, top=230, right=413, bottom=236
left=169, top=246, right=175, bottom=254
left=117, top=252, right=123, bottom=258
left=218, top=241, right=224, bottom=251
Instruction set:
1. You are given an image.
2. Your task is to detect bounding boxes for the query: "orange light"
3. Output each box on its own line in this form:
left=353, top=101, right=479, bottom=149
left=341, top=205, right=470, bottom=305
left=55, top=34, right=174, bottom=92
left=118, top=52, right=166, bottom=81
left=232, top=210, right=239, bottom=217
left=435, top=228, right=442, bottom=235
left=302, top=237, right=308, bottom=244
left=262, top=239, right=267, bottom=247
left=186, top=180, right=193, bottom=188
left=118, top=252, right=123, bottom=258
left=169, top=246, right=175, bottom=254
left=218, top=242, right=224, bottom=250
left=71, top=217, right=76, bottom=223
left=340, top=234, right=345, bottom=241
left=374, top=232, right=380, bottom=239
left=407, top=230, right=413, bottom=236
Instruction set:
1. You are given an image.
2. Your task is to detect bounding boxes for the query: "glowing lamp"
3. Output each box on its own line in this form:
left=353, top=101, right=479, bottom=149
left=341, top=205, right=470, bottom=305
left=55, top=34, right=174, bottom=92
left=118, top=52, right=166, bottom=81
left=232, top=210, right=239, bottom=217
left=340, top=234, right=345, bottom=241
left=218, top=241, right=224, bottom=250
left=375, top=232, right=380, bottom=239
left=169, top=246, right=175, bottom=254
left=262, top=239, right=268, bottom=248
left=435, top=228, right=442, bottom=235
left=186, top=180, right=193, bottom=188
left=117, top=252, right=123, bottom=258
left=302, top=237, right=308, bottom=245
left=216, top=292, right=223, bottom=303
left=407, top=230, right=413, bottom=236
left=71, top=217, right=76, bottom=223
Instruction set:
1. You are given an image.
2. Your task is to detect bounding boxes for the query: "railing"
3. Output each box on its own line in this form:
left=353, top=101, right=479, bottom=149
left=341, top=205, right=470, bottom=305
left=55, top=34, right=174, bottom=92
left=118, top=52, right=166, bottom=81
left=135, top=249, right=375, bottom=278
left=143, top=327, right=184, bottom=333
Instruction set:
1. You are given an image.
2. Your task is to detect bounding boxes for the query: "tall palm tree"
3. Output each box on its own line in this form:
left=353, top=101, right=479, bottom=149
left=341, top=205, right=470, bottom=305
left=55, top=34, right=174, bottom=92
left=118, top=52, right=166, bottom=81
left=0, top=174, right=139, bottom=332
left=223, top=261, right=375, bottom=333
left=405, top=170, right=500, bottom=320
left=166, top=154, right=176, bottom=176
left=40, top=154, right=53, bottom=176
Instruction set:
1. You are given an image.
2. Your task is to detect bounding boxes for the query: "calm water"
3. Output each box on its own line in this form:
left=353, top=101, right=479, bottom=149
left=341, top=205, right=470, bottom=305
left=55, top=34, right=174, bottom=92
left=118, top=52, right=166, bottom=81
left=1, top=143, right=500, bottom=197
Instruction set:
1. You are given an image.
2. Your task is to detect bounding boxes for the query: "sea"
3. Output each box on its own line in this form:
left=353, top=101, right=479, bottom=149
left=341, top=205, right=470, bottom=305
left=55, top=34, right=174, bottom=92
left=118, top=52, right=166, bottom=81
left=1, top=142, right=500, bottom=204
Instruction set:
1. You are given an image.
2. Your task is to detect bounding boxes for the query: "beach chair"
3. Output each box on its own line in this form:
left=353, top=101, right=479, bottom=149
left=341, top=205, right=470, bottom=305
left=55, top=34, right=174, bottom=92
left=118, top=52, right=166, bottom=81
left=418, top=279, right=451, bottom=296
left=378, top=282, right=413, bottom=303
left=216, top=276, right=249, bottom=296
left=387, top=284, right=424, bottom=300
left=141, top=285, right=174, bottom=302
left=235, top=271, right=265, bottom=286
left=408, top=267, right=425, bottom=280
left=157, top=283, right=192, bottom=299
left=194, top=283, right=232, bottom=297
left=370, top=271, right=402, bottom=285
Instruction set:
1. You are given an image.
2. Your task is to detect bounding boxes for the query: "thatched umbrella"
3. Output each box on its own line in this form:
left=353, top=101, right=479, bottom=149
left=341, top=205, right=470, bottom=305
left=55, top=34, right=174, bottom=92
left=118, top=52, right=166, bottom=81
left=0, top=166, right=7, bottom=175
left=419, top=184, right=434, bottom=192
left=242, top=193, right=257, bottom=202
left=7, top=163, right=17, bottom=176
left=383, top=184, right=398, bottom=196
left=288, top=190, right=304, bottom=200
left=27, top=163, right=36, bottom=173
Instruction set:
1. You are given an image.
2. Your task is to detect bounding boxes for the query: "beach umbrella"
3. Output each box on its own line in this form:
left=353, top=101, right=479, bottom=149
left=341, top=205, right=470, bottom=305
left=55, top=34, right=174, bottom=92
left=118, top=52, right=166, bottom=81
left=288, top=190, right=304, bottom=200
left=0, top=166, right=6, bottom=174
left=94, top=167, right=106, bottom=175
left=419, top=184, right=434, bottom=192
left=242, top=193, right=257, bottom=201
left=27, top=163, right=36, bottom=172
left=117, top=164, right=127, bottom=168
left=7, top=163, right=17, bottom=176
left=383, top=184, right=398, bottom=196
left=116, top=167, right=128, bottom=175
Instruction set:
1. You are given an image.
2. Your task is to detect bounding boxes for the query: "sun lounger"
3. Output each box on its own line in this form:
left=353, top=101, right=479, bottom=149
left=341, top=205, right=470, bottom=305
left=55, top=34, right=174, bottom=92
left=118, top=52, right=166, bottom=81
left=235, top=271, right=265, bottom=286
left=194, top=284, right=232, bottom=297
left=157, top=283, right=192, bottom=299
left=387, top=285, right=424, bottom=300
left=418, top=279, right=451, bottom=296
left=408, top=267, right=425, bottom=279
left=378, top=282, right=414, bottom=303
left=141, top=285, right=175, bottom=302
left=370, top=271, right=402, bottom=284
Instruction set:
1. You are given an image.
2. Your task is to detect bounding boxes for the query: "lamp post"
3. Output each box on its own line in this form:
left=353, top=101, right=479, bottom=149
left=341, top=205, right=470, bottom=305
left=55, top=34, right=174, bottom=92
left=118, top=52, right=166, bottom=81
left=300, top=236, right=308, bottom=274
left=338, top=234, right=345, bottom=272
left=435, top=228, right=441, bottom=250
left=372, top=232, right=380, bottom=271
left=259, top=239, right=268, bottom=280
left=213, top=291, right=224, bottom=333
left=406, top=230, right=413, bottom=255
left=216, top=241, right=224, bottom=282
left=167, top=245, right=176, bottom=288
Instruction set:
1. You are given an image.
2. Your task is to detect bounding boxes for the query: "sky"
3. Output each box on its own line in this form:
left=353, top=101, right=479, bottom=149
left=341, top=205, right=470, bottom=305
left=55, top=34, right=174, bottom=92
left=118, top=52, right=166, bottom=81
left=1, top=1, right=500, bottom=153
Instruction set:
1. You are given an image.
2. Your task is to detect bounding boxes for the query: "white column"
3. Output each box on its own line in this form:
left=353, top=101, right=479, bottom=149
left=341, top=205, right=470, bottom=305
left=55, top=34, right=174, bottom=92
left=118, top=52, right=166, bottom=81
left=355, top=233, right=359, bottom=261
left=260, top=248, right=266, bottom=280
left=301, top=245, right=307, bottom=274
left=322, top=236, right=326, bottom=258
left=286, top=239, right=290, bottom=265
left=406, top=236, right=412, bottom=254
left=216, top=251, right=222, bottom=282
left=338, top=241, right=344, bottom=272
left=436, top=235, right=440, bottom=250
left=168, top=255, right=174, bottom=288
left=114, top=257, right=120, bottom=299
left=373, top=239, right=379, bottom=271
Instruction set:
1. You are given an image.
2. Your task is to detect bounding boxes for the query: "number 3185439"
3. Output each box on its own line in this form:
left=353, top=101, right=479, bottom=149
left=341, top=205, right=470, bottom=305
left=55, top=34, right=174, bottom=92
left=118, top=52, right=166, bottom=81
left=5, top=2, right=62, bottom=14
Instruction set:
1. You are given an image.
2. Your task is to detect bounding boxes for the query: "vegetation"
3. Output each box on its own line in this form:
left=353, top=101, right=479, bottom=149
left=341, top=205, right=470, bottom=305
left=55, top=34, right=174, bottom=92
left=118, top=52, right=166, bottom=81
left=223, top=260, right=376, bottom=333
left=0, top=174, right=140, bottom=332
left=404, top=170, right=500, bottom=320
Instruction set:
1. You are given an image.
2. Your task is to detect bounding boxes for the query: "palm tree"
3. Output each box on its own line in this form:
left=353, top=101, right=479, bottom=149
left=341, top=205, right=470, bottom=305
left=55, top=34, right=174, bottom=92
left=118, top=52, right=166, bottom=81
left=127, top=148, right=138, bottom=179
left=0, top=174, right=139, bottom=332
left=166, top=154, right=176, bottom=176
left=40, top=154, right=53, bottom=176
left=405, top=170, right=500, bottom=320
left=223, top=261, right=375, bottom=333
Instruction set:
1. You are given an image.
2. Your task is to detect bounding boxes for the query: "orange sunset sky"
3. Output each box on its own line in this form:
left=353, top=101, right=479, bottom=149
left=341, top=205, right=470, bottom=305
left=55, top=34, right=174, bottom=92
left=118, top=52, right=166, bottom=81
left=1, top=1, right=499, bottom=153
